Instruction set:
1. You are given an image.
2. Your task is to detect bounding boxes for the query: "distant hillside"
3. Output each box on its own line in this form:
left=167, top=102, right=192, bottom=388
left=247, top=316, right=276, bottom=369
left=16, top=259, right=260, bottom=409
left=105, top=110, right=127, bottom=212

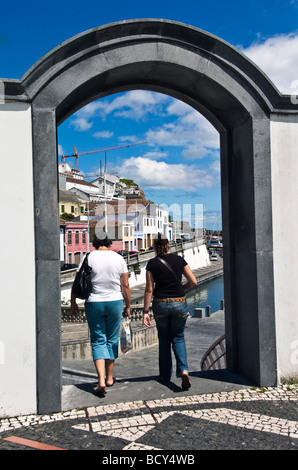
left=120, top=178, right=137, bottom=186
left=120, top=178, right=146, bottom=200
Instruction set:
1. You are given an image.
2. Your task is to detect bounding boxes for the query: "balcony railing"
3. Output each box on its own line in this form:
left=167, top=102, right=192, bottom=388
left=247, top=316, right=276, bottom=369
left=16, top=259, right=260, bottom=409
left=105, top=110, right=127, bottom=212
left=200, top=334, right=226, bottom=371
left=61, top=304, right=154, bottom=327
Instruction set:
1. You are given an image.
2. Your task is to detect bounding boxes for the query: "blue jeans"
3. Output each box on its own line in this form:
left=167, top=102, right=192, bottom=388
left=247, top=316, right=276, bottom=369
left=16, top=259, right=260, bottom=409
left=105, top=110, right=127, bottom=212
left=153, top=299, right=189, bottom=380
left=85, top=300, right=123, bottom=361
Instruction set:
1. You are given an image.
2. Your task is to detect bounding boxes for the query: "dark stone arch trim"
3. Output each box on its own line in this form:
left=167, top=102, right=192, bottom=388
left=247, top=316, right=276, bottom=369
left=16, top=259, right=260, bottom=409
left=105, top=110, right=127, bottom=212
left=20, top=19, right=280, bottom=109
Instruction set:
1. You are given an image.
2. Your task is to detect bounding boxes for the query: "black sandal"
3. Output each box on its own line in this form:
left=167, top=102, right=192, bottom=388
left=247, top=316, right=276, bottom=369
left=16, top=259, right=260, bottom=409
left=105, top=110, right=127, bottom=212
left=181, top=372, right=191, bottom=390
left=106, top=377, right=116, bottom=387
left=96, top=387, right=106, bottom=397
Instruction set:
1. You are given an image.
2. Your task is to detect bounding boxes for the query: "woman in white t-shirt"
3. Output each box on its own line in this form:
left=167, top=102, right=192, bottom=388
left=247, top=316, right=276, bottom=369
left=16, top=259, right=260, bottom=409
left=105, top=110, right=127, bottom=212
left=71, top=232, right=131, bottom=396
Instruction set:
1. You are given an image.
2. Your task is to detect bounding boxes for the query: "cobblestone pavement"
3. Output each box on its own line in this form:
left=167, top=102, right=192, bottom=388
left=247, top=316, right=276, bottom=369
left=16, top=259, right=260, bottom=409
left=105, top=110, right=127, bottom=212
left=0, top=385, right=297, bottom=451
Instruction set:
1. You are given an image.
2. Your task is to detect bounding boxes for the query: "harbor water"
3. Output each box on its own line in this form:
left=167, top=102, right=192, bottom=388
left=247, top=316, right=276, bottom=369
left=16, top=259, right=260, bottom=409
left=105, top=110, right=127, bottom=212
left=186, top=275, right=224, bottom=316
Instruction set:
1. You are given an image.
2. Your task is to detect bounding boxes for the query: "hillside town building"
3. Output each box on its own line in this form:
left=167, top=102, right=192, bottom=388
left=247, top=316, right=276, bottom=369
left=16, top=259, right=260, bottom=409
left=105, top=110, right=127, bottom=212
left=58, top=164, right=172, bottom=261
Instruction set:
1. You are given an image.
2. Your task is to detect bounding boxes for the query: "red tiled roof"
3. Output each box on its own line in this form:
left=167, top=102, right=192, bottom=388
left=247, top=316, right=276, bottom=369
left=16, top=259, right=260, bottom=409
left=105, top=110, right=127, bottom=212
left=66, top=177, right=98, bottom=188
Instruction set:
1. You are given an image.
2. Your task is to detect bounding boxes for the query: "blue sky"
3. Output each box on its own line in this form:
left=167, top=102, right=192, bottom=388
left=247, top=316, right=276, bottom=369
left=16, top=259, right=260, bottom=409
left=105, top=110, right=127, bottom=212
left=1, top=0, right=298, bottom=229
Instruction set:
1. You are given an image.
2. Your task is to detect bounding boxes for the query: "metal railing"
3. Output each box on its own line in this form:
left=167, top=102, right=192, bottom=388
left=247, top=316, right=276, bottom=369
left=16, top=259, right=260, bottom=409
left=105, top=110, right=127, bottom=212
left=61, top=304, right=154, bottom=327
left=60, top=238, right=205, bottom=280
left=200, top=334, right=226, bottom=371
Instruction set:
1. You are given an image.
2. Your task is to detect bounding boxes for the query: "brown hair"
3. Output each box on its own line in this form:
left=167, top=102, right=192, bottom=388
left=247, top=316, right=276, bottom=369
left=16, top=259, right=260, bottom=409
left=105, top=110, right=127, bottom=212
left=154, top=234, right=169, bottom=257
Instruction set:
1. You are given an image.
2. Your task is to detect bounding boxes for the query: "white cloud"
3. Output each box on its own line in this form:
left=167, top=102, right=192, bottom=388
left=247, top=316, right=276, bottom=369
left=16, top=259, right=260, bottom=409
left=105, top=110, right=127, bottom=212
left=76, top=90, right=168, bottom=122
left=142, top=151, right=168, bottom=160
left=241, top=32, right=298, bottom=94
left=57, top=144, right=64, bottom=156
left=107, top=90, right=168, bottom=120
left=69, top=90, right=220, bottom=160
left=68, top=90, right=220, bottom=163
left=70, top=90, right=169, bottom=133
left=93, top=130, right=114, bottom=139
left=118, top=135, right=140, bottom=143
left=146, top=104, right=219, bottom=160
left=116, top=157, right=219, bottom=192
left=166, top=100, right=191, bottom=116
left=77, top=101, right=106, bottom=118
left=69, top=117, right=93, bottom=131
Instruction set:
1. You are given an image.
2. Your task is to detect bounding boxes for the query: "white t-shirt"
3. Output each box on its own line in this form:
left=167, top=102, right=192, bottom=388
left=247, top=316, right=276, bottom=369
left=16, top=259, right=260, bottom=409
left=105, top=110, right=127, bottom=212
left=78, top=250, right=128, bottom=302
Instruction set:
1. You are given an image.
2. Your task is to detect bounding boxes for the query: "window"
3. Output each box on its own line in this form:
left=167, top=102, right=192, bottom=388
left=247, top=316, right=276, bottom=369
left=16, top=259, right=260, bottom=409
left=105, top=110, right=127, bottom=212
left=68, top=231, right=72, bottom=245
left=82, top=231, right=86, bottom=244
left=61, top=204, right=65, bottom=213
left=75, top=231, right=79, bottom=244
left=80, top=206, right=84, bottom=213
left=71, top=205, right=75, bottom=213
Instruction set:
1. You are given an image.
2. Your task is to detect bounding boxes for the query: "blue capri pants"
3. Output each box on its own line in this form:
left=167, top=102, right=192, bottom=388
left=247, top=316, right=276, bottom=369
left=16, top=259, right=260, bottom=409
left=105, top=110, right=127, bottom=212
left=85, top=300, right=123, bottom=361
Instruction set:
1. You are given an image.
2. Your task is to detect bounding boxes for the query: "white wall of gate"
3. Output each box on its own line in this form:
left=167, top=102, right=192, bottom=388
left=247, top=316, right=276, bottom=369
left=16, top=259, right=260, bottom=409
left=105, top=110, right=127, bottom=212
left=0, top=103, right=37, bottom=417
left=270, top=115, right=298, bottom=382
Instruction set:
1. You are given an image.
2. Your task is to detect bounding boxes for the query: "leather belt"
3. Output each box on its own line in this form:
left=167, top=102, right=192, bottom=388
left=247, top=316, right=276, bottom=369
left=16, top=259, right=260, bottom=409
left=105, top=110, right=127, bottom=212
left=154, top=296, right=186, bottom=303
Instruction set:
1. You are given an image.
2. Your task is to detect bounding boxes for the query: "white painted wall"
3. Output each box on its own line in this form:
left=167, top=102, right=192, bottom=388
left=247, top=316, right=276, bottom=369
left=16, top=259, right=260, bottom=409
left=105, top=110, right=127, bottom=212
left=0, top=103, right=36, bottom=417
left=270, top=115, right=298, bottom=382
left=183, top=243, right=210, bottom=271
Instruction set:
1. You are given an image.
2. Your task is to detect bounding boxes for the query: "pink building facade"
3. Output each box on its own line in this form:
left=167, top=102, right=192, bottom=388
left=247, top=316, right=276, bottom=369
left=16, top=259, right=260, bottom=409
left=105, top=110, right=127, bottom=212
left=64, top=221, right=90, bottom=265
left=61, top=220, right=127, bottom=265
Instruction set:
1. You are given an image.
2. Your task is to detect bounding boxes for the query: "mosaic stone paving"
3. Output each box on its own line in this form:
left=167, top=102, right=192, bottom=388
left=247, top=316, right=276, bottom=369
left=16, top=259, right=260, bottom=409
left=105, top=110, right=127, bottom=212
left=0, top=386, right=297, bottom=451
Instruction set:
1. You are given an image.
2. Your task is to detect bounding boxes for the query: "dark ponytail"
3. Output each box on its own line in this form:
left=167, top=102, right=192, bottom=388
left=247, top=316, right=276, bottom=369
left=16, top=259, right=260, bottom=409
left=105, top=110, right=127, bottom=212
left=154, top=233, right=169, bottom=257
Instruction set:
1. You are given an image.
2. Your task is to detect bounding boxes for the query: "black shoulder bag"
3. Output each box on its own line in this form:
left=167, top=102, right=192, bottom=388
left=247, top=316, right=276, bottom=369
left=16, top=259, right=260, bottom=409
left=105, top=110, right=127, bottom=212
left=72, top=253, right=92, bottom=300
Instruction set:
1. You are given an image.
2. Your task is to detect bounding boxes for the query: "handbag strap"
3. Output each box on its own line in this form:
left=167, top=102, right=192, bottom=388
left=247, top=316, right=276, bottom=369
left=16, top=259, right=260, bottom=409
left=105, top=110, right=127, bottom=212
left=157, top=257, right=181, bottom=284
left=79, top=252, right=90, bottom=271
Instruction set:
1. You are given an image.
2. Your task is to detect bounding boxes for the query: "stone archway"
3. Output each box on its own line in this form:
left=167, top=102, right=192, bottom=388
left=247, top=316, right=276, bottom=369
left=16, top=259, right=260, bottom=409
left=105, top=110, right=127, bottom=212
left=5, top=19, right=288, bottom=413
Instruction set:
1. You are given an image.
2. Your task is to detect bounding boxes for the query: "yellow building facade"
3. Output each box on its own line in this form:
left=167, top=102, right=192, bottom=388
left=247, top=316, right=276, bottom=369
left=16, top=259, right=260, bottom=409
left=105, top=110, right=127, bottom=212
left=59, top=189, right=87, bottom=218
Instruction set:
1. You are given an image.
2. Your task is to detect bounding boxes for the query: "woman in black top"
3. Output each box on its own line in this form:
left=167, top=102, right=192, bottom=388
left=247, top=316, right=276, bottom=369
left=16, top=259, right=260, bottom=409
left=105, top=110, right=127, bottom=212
left=143, top=235, right=197, bottom=390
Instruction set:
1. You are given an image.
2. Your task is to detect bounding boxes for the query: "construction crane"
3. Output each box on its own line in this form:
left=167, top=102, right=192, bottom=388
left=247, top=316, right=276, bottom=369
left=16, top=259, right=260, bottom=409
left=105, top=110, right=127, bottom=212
left=61, top=141, right=147, bottom=171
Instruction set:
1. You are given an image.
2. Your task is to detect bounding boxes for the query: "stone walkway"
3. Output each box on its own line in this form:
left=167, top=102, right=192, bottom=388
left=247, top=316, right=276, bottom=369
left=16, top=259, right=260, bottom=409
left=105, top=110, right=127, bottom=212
left=0, top=385, right=297, bottom=450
